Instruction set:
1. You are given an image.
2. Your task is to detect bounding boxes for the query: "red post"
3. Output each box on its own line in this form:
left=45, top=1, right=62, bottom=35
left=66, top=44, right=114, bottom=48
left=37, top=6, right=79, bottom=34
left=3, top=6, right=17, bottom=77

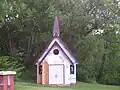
left=0, top=71, right=16, bottom=90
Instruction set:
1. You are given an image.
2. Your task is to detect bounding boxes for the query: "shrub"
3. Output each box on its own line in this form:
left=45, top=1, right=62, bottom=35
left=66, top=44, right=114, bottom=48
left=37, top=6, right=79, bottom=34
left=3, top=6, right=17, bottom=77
left=0, top=56, right=25, bottom=79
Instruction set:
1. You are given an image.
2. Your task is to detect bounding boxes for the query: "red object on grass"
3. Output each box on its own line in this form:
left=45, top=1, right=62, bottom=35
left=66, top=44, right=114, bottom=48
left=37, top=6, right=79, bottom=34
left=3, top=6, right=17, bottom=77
left=0, top=71, right=16, bottom=90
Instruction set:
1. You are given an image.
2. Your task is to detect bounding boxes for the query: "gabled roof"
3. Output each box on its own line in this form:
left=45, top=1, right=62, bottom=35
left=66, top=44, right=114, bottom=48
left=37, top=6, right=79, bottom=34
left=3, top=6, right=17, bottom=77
left=36, top=37, right=78, bottom=65
left=36, top=16, right=78, bottom=65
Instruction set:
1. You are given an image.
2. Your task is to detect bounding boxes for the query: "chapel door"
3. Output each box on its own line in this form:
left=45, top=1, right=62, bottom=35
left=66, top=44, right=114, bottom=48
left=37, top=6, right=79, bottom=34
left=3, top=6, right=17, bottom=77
left=42, top=61, right=48, bottom=84
left=49, top=65, right=64, bottom=84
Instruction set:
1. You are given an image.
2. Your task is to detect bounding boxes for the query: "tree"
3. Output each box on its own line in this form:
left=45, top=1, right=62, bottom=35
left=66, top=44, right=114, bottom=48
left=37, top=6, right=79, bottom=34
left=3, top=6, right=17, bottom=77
left=0, top=0, right=119, bottom=85
left=0, top=0, right=5, bottom=26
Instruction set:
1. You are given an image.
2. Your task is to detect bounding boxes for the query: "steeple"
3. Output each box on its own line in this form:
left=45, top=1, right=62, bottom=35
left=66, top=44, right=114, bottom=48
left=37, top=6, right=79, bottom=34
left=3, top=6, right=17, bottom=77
left=53, top=16, right=60, bottom=37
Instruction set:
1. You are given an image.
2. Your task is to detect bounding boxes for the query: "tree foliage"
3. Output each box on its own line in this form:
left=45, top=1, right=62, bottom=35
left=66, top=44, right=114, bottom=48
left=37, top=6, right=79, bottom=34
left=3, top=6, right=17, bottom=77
left=0, top=56, right=24, bottom=78
left=0, top=0, right=120, bottom=85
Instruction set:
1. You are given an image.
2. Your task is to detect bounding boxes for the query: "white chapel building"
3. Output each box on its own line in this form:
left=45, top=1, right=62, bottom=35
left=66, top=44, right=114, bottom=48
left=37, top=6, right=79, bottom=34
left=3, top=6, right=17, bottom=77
left=36, top=16, right=78, bottom=85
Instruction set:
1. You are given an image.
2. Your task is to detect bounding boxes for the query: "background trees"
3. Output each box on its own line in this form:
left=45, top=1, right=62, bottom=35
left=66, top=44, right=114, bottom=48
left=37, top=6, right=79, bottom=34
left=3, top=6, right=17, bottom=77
left=0, top=0, right=120, bottom=85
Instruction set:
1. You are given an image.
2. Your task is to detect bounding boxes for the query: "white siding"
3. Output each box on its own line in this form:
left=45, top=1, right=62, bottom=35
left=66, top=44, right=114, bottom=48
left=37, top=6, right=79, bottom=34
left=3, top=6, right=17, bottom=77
left=43, top=45, right=76, bottom=85
left=45, top=46, right=71, bottom=65
left=64, top=64, right=70, bottom=84
left=37, top=38, right=76, bottom=64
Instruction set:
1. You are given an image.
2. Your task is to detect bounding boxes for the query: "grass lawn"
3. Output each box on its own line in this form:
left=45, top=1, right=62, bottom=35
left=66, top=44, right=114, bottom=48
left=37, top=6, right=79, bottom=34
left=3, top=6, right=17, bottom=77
left=15, top=82, right=120, bottom=90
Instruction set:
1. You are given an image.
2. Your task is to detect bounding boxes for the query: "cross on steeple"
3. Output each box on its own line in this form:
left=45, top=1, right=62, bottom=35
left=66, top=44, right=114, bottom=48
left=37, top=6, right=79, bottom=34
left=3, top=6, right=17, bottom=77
left=53, top=16, right=60, bottom=37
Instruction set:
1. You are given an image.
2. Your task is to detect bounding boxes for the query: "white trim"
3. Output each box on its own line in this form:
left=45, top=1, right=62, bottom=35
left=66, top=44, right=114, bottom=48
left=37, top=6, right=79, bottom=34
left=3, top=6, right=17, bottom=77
left=36, top=38, right=76, bottom=64
left=8, top=75, right=10, bottom=86
left=56, top=39, right=76, bottom=63
left=0, top=71, right=16, bottom=75
left=37, top=39, right=56, bottom=64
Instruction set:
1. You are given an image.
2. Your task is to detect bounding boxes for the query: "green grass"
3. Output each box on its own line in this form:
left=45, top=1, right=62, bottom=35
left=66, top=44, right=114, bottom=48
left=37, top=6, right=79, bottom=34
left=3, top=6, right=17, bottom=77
left=15, top=82, right=120, bottom=90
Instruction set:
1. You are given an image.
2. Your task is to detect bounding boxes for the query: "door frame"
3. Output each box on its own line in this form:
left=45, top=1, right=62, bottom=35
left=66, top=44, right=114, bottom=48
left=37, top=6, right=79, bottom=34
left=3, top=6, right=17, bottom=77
left=48, top=64, right=65, bottom=84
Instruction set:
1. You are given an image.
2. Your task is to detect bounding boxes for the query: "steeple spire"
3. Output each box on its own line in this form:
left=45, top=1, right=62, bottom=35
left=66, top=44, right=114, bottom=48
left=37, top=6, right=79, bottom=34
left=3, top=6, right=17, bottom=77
left=53, top=16, right=60, bottom=37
